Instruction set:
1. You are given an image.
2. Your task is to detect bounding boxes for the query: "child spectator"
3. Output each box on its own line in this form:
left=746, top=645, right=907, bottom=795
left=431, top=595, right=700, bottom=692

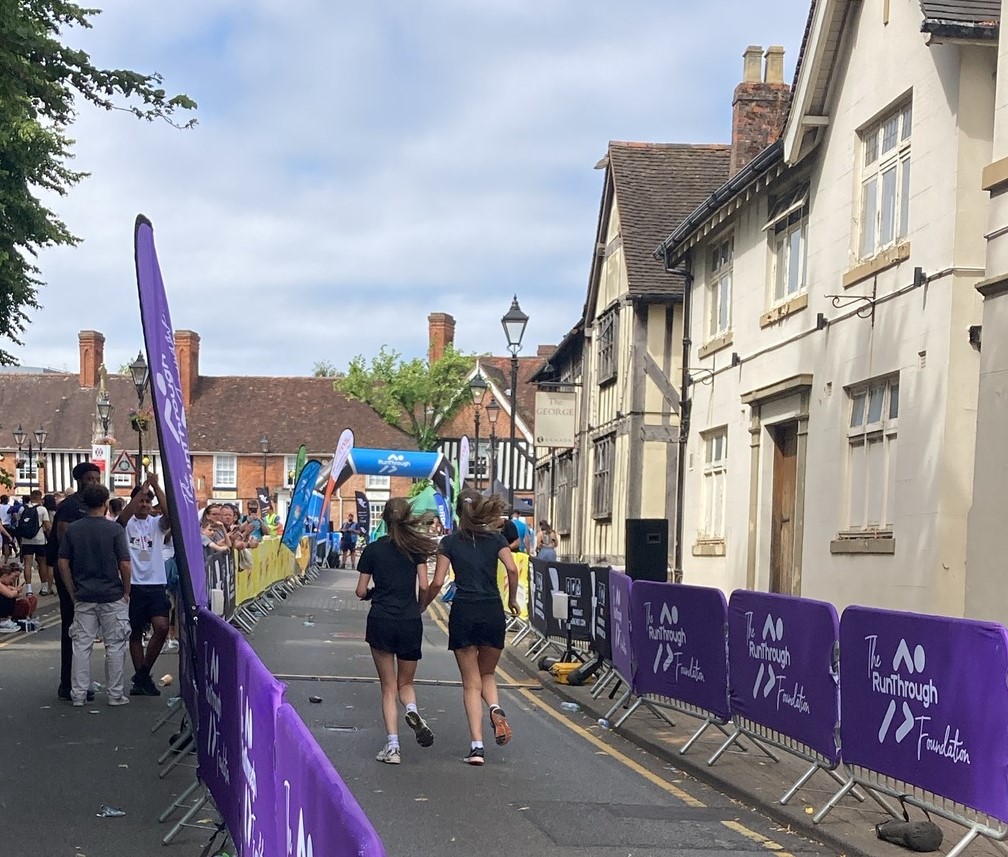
left=0, top=564, right=37, bottom=632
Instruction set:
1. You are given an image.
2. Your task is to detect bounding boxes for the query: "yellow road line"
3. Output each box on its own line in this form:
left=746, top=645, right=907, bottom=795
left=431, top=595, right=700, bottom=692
left=721, top=820, right=796, bottom=856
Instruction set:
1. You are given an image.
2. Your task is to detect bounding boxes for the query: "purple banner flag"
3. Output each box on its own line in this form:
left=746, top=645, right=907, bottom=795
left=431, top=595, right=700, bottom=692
left=135, top=216, right=207, bottom=609
left=629, top=581, right=730, bottom=720
left=728, top=590, right=840, bottom=764
left=609, top=571, right=634, bottom=682
left=275, top=703, right=387, bottom=857
left=840, top=606, right=1008, bottom=822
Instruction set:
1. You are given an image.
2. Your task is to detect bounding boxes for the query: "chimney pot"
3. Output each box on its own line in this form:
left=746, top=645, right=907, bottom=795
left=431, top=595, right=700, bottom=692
left=765, top=45, right=785, bottom=84
left=173, top=330, right=200, bottom=411
left=428, top=313, right=456, bottom=364
left=730, top=44, right=790, bottom=177
left=78, top=330, right=105, bottom=388
left=743, top=45, right=763, bottom=83
left=537, top=344, right=555, bottom=358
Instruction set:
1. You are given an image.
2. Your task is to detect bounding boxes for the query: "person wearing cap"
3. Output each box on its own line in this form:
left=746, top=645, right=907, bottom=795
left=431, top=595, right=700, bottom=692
left=47, top=461, right=103, bottom=701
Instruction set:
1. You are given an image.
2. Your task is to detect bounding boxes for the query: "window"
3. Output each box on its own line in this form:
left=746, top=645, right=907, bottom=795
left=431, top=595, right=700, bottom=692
left=368, top=502, right=385, bottom=531
left=15, top=455, right=38, bottom=486
left=213, top=454, right=237, bottom=489
left=859, top=102, right=912, bottom=259
left=707, top=236, right=733, bottom=338
left=556, top=454, right=573, bottom=532
left=284, top=455, right=298, bottom=487
left=365, top=474, right=391, bottom=491
left=846, top=377, right=899, bottom=532
left=592, top=434, right=614, bottom=519
left=766, top=186, right=808, bottom=304
left=597, top=309, right=617, bottom=383
left=700, top=430, right=727, bottom=539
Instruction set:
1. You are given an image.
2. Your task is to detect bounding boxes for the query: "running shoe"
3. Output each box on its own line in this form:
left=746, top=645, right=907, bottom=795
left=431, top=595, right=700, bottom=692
left=376, top=745, right=401, bottom=765
left=463, top=746, right=485, bottom=766
left=107, top=695, right=130, bottom=707
left=490, top=706, right=512, bottom=746
left=405, top=710, right=435, bottom=748
left=0, top=619, right=20, bottom=633
left=164, top=639, right=180, bottom=653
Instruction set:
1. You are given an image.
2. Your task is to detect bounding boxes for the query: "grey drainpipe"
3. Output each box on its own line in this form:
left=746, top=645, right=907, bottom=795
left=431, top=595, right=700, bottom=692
left=671, top=255, right=693, bottom=584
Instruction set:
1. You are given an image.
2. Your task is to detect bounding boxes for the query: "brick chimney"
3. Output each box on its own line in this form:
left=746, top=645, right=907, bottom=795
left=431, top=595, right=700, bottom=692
left=78, top=330, right=105, bottom=388
left=537, top=344, right=555, bottom=358
left=174, top=330, right=200, bottom=410
left=428, top=313, right=456, bottom=363
left=730, top=45, right=790, bottom=178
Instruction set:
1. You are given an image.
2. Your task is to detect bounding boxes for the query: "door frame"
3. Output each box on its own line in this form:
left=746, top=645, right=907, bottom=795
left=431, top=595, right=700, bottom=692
left=740, top=374, right=813, bottom=595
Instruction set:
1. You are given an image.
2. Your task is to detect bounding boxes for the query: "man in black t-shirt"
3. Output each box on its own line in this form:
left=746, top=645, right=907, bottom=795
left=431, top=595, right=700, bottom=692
left=49, top=462, right=103, bottom=701
left=502, top=517, right=520, bottom=552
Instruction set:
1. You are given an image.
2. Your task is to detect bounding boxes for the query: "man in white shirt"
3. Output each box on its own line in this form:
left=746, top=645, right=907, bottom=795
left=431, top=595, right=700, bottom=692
left=118, top=473, right=171, bottom=697
left=18, top=490, right=52, bottom=594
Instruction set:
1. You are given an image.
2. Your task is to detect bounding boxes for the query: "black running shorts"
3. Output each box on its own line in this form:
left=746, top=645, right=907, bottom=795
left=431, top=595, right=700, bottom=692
left=366, top=613, right=423, bottom=661
left=447, top=598, right=505, bottom=651
left=128, top=584, right=171, bottom=638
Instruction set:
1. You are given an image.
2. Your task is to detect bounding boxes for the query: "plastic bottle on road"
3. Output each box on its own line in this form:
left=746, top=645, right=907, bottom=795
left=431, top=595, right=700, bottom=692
left=559, top=702, right=580, bottom=713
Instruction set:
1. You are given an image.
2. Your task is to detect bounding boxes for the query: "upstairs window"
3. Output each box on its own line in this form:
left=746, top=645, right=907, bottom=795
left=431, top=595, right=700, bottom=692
left=707, top=236, right=733, bottom=339
left=859, top=101, right=912, bottom=259
left=213, top=454, right=237, bottom=489
left=592, top=434, right=614, bottom=520
left=846, top=377, right=899, bottom=532
left=700, top=429, right=727, bottom=540
left=597, top=309, right=617, bottom=383
left=766, top=186, right=808, bottom=304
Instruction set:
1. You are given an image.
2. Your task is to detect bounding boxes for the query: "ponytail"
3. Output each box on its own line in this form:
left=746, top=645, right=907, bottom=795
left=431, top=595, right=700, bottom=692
left=383, top=497, right=438, bottom=560
left=455, top=489, right=508, bottom=539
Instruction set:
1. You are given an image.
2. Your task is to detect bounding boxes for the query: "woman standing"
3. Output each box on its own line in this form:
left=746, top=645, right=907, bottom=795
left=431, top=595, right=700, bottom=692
left=424, top=491, right=520, bottom=766
left=536, top=520, right=558, bottom=562
left=355, top=498, right=438, bottom=765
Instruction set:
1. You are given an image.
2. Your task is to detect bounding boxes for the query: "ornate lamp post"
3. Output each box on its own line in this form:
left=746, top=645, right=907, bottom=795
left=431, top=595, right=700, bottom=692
left=129, top=351, right=150, bottom=482
left=469, top=374, right=487, bottom=490
left=486, top=398, right=500, bottom=489
left=97, top=391, right=114, bottom=438
left=500, top=296, right=528, bottom=511
left=260, top=435, right=270, bottom=491
left=12, top=424, right=46, bottom=493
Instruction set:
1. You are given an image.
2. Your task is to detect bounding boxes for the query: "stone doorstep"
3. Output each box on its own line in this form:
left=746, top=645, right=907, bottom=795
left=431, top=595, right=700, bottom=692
left=503, top=646, right=1002, bottom=857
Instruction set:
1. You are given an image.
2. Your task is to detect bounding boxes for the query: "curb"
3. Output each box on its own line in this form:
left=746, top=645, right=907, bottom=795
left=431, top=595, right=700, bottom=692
left=503, top=645, right=876, bottom=857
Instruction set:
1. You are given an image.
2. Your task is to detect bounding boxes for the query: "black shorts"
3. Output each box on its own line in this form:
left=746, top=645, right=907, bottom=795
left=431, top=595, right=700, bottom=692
left=20, top=543, right=45, bottom=556
left=447, top=599, right=505, bottom=651
left=129, top=584, right=171, bottom=636
left=366, top=613, right=423, bottom=661
left=340, top=539, right=357, bottom=552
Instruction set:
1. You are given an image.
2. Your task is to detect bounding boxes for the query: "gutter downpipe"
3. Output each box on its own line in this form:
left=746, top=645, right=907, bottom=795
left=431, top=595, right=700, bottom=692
left=672, top=255, right=693, bottom=584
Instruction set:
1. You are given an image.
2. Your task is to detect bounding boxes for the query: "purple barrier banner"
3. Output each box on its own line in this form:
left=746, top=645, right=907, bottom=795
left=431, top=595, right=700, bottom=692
left=177, top=603, right=198, bottom=724
left=135, top=216, right=207, bottom=610
left=235, top=635, right=286, bottom=857
left=196, top=608, right=244, bottom=845
left=728, top=590, right=840, bottom=764
left=629, top=582, right=729, bottom=720
left=841, top=606, right=1008, bottom=823
left=275, top=703, right=387, bottom=857
left=609, top=571, right=634, bottom=681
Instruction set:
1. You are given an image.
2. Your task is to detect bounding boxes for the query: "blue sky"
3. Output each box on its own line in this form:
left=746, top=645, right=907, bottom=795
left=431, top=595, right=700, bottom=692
left=21, top=0, right=809, bottom=377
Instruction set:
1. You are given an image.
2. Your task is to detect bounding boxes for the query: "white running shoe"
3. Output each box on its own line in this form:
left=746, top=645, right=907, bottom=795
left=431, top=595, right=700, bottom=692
left=375, top=745, right=401, bottom=765
left=164, top=639, right=180, bottom=652
left=0, top=619, right=20, bottom=633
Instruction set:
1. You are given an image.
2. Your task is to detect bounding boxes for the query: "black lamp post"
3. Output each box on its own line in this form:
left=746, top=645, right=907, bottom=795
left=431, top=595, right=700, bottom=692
left=469, top=374, right=487, bottom=490
left=486, top=398, right=500, bottom=489
left=260, top=435, right=270, bottom=490
left=13, top=424, right=46, bottom=494
left=97, top=391, right=113, bottom=438
left=129, top=351, right=150, bottom=482
left=501, top=296, right=528, bottom=511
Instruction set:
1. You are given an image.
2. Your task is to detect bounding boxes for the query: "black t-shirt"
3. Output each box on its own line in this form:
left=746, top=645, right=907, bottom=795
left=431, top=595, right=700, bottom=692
left=502, top=520, right=519, bottom=550
left=46, top=493, right=87, bottom=565
left=58, top=516, right=131, bottom=603
left=356, top=536, right=424, bottom=620
left=437, top=531, right=507, bottom=603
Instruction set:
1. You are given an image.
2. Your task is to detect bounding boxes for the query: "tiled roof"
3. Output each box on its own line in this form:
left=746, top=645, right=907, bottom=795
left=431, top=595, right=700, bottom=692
left=607, top=142, right=731, bottom=299
left=919, top=1, right=1000, bottom=24
left=436, top=355, right=547, bottom=439
left=0, top=372, right=414, bottom=456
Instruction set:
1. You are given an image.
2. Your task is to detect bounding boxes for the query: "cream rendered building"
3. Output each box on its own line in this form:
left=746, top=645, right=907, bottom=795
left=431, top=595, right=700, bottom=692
left=660, top=0, right=996, bottom=615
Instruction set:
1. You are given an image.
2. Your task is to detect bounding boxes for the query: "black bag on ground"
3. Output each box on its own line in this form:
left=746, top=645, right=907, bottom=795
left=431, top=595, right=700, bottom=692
left=875, top=797, right=943, bottom=852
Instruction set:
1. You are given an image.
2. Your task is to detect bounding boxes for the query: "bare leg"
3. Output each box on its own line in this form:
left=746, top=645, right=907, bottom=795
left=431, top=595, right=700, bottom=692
left=22, top=552, right=33, bottom=587
left=397, top=658, right=418, bottom=708
left=144, top=615, right=169, bottom=670
left=477, top=646, right=503, bottom=708
left=370, top=648, right=399, bottom=738
left=454, top=646, right=484, bottom=743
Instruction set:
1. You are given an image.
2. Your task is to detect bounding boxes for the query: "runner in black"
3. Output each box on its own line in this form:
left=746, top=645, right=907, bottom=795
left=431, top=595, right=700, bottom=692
left=424, top=490, right=520, bottom=766
left=355, top=498, right=439, bottom=765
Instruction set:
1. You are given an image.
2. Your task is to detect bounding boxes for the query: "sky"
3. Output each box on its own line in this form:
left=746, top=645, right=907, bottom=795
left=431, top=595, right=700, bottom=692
left=18, top=0, right=810, bottom=378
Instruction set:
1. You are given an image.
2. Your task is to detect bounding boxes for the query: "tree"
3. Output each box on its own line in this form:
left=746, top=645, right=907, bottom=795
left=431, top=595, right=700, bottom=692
left=0, top=1, right=197, bottom=363
left=336, top=345, right=473, bottom=451
left=312, top=360, right=339, bottom=378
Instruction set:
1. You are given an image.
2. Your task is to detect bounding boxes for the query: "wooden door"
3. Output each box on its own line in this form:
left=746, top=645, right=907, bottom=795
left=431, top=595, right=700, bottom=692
left=769, top=422, right=798, bottom=594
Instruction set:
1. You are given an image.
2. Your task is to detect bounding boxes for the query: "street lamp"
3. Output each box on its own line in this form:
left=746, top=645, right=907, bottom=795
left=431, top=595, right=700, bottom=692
left=129, top=351, right=150, bottom=482
left=12, top=424, right=46, bottom=493
left=469, top=374, right=487, bottom=490
left=97, top=391, right=113, bottom=438
left=486, top=398, right=500, bottom=489
left=501, top=295, right=528, bottom=511
left=260, top=435, right=270, bottom=490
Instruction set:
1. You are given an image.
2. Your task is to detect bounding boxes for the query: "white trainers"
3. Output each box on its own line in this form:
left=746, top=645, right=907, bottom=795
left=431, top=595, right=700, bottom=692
left=164, top=639, right=180, bottom=653
left=107, top=695, right=130, bottom=707
left=375, top=745, right=401, bottom=765
left=0, top=619, right=20, bottom=633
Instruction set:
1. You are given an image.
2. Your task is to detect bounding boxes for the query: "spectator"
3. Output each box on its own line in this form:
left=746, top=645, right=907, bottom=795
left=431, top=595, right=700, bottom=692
left=107, top=497, right=126, bottom=521
left=510, top=511, right=530, bottom=554
left=163, top=530, right=179, bottom=653
left=118, top=474, right=171, bottom=697
left=339, top=513, right=365, bottom=570
left=263, top=496, right=281, bottom=534
left=0, top=495, right=11, bottom=559
left=244, top=500, right=270, bottom=543
left=536, top=520, right=558, bottom=561
left=18, top=489, right=52, bottom=595
left=0, top=564, right=37, bottom=632
left=200, top=506, right=230, bottom=554
left=502, top=516, right=520, bottom=552
left=48, top=462, right=103, bottom=702
left=57, top=483, right=132, bottom=707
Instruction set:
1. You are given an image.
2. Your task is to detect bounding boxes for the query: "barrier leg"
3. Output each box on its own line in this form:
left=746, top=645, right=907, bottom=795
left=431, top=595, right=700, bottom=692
left=161, top=787, right=210, bottom=845
left=158, top=776, right=202, bottom=822
left=680, top=716, right=717, bottom=755
left=158, top=725, right=192, bottom=765
left=812, top=774, right=856, bottom=823
left=779, top=761, right=820, bottom=805
left=159, top=735, right=195, bottom=780
left=151, top=696, right=183, bottom=734
left=590, top=666, right=616, bottom=699
left=825, top=766, right=866, bottom=802
left=511, top=623, right=532, bottom=645
left=612, top=698, right=643, bottom=730
left=640, top=698, right=677, bottom=729
left=602, top=687, right=631, bottom=723
left=707, top=725, right=742, bottom=766
left=945, top=828, right=983, bottom=857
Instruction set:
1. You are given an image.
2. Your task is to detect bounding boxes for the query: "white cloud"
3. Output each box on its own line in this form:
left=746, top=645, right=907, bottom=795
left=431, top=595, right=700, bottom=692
left=18, top=0, right=810, bottom=377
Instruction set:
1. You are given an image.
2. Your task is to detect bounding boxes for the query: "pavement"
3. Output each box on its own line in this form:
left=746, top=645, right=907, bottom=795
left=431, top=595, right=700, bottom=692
left=0, top=573, right=1000, bottom=856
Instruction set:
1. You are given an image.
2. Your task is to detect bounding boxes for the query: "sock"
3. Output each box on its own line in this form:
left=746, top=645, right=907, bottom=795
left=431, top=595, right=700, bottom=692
left=471, top=740, right=484, bottom=750
left=24, top=583, right=32, bottom=594
left=405, top=703, right=418, bottom=715
left=387, top=734, right=399, bottom=749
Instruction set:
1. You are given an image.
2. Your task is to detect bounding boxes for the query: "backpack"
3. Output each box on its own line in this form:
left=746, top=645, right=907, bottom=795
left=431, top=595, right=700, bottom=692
left=15, top=505, right=40, bottom=539
left=875, top=798, right=943, bottom=852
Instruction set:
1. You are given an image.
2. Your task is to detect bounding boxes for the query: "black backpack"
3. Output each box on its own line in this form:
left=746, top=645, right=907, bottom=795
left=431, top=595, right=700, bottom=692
left=15, top=505, right=40, bottom=539
left=876, top=798, right=943, bottom=852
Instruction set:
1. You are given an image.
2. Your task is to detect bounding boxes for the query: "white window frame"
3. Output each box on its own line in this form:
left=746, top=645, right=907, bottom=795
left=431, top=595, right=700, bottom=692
left=15, top=456, right=38, bottom=486
left=859, top=101, right=912, bottom=260
left=707, top=235, right=733, bottom=339
left=368, top=501, right=386, bottom=531
left=213, top=454, right=237, bottom=489
left=844, top=377, right=899, bottom=533
left=766, top=187, right=809, bottom=305
left=700, top=429, right=727, bottom=540
left=284, top=455, right=298, bottom=487
left=365, top=474, right=391, bottom=491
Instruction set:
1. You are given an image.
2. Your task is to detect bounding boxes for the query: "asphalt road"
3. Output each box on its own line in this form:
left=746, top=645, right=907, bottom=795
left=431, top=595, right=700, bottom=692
left=253, top=568, right=835, bottom=857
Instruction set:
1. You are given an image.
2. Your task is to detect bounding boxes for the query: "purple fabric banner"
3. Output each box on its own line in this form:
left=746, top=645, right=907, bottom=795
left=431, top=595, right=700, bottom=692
left=840, top=606, right=1008, bottom=823
left=275, top=703, right=387, bottom=857
left=235, top=635, right=286, bottom=857
left=728, top=590, right=840, bottom=764
left=609, top=571, right=634, bottom=682
left=135, top=217, right=207, bottom=609
left=196, top=608, right=244, bottom=844
left=629, top=581, right=730, bottom=720
left=177, top=601, right=198, bottom=724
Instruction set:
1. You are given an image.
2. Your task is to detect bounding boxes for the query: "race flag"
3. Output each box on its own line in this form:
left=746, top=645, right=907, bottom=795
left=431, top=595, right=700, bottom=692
left=294, top=444, right=307, bottom=483
left=281, top=460, right=322, bottom=554
left=459, top=436, right=470, bottom=488
left=317, top=429, right=354, bottom=549
left=355, top=491, right=370, bottom=537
